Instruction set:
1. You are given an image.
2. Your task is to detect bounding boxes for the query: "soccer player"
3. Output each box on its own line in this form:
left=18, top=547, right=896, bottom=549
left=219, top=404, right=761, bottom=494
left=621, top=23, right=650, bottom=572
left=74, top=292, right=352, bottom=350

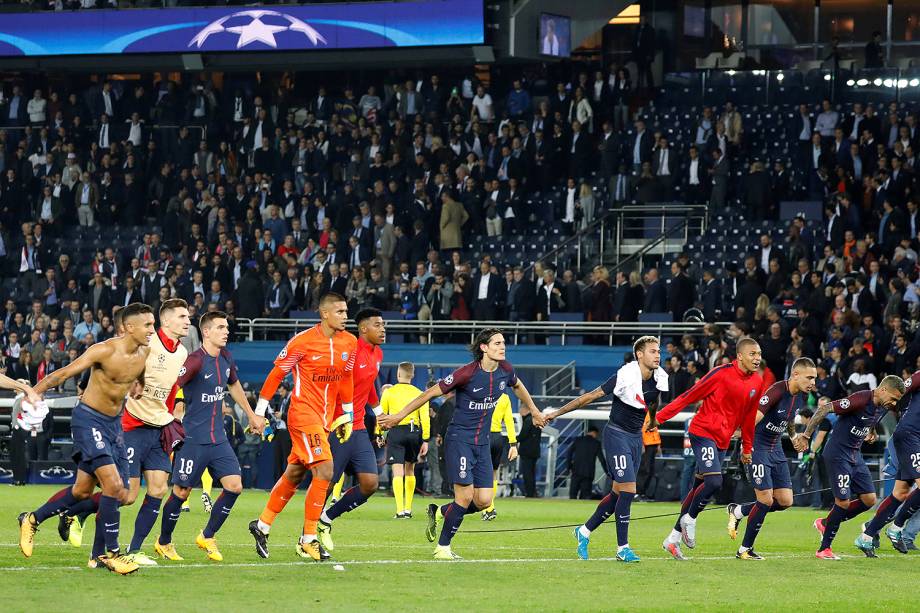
left=726, top=358, right=816, bottom=560
left=793, top=376, right=906, bottom=559
left=857, top=368, right=920, bottom=554
left=652, top=337, right=764, bottom=560
left=380, top=362, right=430, bottom=519
left=248, top=293, right=356, bottom=561
left=545, top=336, right=667, bottom=563
left=314, top=308, right=386, bottom=552
left=18, top=302, right=155, bottom=574
left=154, top=311, right=264, bottom=561
left=118, top=298, right=190, bottom=566
left=378, top=328, right=546, bottom=560
left=481, top=392, right=517, bottom=521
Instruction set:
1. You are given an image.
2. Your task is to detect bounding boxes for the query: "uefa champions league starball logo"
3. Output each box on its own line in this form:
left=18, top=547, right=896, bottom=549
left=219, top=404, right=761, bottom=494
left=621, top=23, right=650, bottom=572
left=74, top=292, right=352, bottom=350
left=189, top=10, right=328, bottom=50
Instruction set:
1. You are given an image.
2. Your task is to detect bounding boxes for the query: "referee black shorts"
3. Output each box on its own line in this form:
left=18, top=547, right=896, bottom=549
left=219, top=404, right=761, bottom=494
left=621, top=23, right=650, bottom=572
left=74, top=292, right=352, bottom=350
left=490, top=431, right=507, bottom=468
left=386, top=424, right=423, bottom=465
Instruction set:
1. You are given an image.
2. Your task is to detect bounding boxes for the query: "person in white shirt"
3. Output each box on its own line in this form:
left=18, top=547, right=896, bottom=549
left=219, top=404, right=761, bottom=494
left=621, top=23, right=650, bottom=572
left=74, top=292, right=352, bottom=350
left=542, top=19, right=560, bottom=56
left=471, top=86, right=494, bottom=122
left=27, top=90, right=46, bottom=126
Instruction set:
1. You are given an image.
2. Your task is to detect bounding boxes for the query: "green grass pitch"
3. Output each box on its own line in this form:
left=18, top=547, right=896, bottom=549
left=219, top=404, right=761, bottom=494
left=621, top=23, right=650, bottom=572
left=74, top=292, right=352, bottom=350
left=1, top=485, right=915, bottom=612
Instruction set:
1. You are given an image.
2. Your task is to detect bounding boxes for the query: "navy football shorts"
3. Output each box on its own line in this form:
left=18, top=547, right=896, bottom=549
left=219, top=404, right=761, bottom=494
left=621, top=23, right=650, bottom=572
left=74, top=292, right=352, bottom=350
left=748, top=448, right=793, bottom=491
left=330, top=430, right=379, bottom=482
left=70, top=402, right=129, bottom=488
left=124, top=425, right=172, bottom=478
left=824, top=451, right=874, bottom=499
left=444, top=430, right=492, bottom=488
left=893, top=429, right=920, bottom=482
left=172, top=440, right=240, bottom=487
left=690, top=434, right=727, bottom=476
left=602, top=424, right=643, bottom=484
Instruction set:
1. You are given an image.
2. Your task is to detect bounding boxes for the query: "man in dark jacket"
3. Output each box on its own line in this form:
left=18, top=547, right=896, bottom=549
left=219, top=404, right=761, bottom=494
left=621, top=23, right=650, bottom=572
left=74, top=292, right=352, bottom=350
left=667, top=261, right=694, bottom=322
left=236, top=263, right=265, bottom=319
left=518, top=414, right=542, bottom=497
left=643, top=267, right=667, bottom=313
left=568, top=425, right=606, bottom=499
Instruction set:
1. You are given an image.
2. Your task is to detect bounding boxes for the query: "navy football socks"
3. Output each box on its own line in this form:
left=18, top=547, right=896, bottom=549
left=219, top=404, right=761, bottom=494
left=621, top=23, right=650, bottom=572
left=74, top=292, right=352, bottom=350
left=820, top=503, right=847, bottom=550
left=865, top=495, right=900, bottom=536
left=687, top=474, right=722, bottom=519
left=741, top=501, right=770, bottom=549
left=158, top=494, right=185, bottom=545
left=129, top=494, right=162, bottom=552
left=844, top=499, right=869, bottom=521
left=325, top=487, right=369, bottom=521
left=585, top=492, right=618, bottom=532
left=437, top=502, right=467, bottom=547
left=34, top=488, right=79, bottom=523
left=893, top=489, right=920, bottom=528
left=614, top=492, right=635, bottom=547
left=203, top=490, right=239, bottom=538
left=67, top=493, right=101, bottom=522
left=98, top=495, right=121, bottom=553
left=674, top=480, right=704, bottom=530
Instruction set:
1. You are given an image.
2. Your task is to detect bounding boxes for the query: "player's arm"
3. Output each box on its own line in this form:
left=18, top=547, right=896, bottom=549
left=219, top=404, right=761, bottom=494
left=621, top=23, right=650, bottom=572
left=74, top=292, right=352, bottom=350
left=546, top=386, right=607, bottom=422
left=378, top=384, right=443, bottom=429
left=33, top=341, right=109, bottom=396
left=510, top=378, right=546, bottom=428
left=228, top=380, right=265, bottom=433
left=654, top=365, right=724, bottom=425
left=0, top=372, right=41, bottom=404
left=502, top=399, right=517, bottom=444
left=254, top=339, right=307, bottom=417
left=800, top=401, right=833, bottom=440
left=173, top=388, right=186, bottom=421
left=787, top=413, right=807, bottom=452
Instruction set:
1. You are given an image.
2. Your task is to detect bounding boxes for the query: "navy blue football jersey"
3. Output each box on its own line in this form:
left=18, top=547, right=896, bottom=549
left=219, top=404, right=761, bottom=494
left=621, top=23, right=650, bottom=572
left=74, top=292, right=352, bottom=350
left=755, top=380, right=806, bottom=451
left=176, top=347, right=239, bottom=444
left=438, top=360, right=518, bottom=445
left=824, top=390, right=887, bottom=458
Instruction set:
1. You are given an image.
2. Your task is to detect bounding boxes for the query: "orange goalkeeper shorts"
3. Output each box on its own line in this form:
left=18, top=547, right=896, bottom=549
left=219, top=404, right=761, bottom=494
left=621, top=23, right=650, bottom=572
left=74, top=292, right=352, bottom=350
left=288, top=423, right=332, bottom=467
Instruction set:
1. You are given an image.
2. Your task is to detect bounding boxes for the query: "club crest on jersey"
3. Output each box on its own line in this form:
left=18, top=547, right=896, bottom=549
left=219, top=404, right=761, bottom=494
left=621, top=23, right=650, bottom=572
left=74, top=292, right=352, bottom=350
left=458, top=470, right=467, bottom=479
left=840, top=398, right=850, bottom=409
left=749, top=389, right=756, bottom=398
left=759, top=395, right=769, bottom=406
left=314, top=447, right=323, bottom=456
left=341, top=351, right=349, bottom=361
left=754, top=477, right=762, bottom=485
left=225, top=368, right=230, bottom=377
left=705, top=460, right=713, bottom=467
left=616, top=469, right=624, bottom=478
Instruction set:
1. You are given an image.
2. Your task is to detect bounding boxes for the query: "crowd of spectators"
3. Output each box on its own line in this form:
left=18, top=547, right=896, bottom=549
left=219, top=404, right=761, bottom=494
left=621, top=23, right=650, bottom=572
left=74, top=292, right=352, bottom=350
left=3, top=62, right=920, bottom=404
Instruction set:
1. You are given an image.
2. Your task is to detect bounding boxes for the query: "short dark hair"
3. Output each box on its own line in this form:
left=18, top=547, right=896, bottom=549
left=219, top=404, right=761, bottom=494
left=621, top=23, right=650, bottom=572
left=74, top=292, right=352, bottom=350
left=113, top=307, right=125, bottom=332
left=470, top=328, right=503, bottom=361
left=121, top=302, right=153, bottom=322
left=159, top=298, right=188, bottom=318
left=200, top=310, right=228, bottom=330
left=633, top=335, right=660, bottom=357
left=792, top=357, right=816, bottom=371
left=736, top=337, right=760, bottom=353
left=319, top=292, right=347, bottom=309
left=355, top=307, right=383, bottom=326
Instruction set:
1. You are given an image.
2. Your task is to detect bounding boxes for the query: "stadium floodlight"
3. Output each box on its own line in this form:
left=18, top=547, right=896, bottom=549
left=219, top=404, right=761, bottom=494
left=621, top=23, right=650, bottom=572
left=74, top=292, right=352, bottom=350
left=846, top=79, right=855, bottom=86
left=873, top=78, right=883, bottom=86
left=883, top=79, right=893, bottom=88
left=911, top=78, right=920, bottom=87
left=898, top=79, right=908, bottom=88
left=823, top=74, right=831, bottom=81
left=726, top=70, right=736, bottom=76
left=776, top=73, right=785, bottom=82
left=857, top=78, right=869, bottom=86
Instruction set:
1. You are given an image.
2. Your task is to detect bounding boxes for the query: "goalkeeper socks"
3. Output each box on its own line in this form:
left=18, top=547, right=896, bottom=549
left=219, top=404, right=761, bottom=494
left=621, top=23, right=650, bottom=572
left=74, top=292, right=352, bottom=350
left=129, top=494, right=162, bottom=552
left=894, top=489, right=920, bottom=528
left=201, top=470, right=213, bottom=498
left=484, top=479, right=497, bottom=513
left=68, top=492, right=101, bottom=522
left=614, top=492, right=635, bottom=547
left=845, top=499, right=869, bottom=521
left=34, top=487, right=79, bottom=523
left=865, top=495, right=900, bottom=536
left=393, top=476, right=405, bottom=514
left=820, top=503, right=848, bottom=550
left=404, top=476, right=416, bottom=513
left=303, top=478, right=330, bottom=536
left=260, top=474, right=299, bottom=527
left=584, top=492, right=618, bottom=532
left=740, top=501, right=770, bottom=549
left=325, top=487, right=369, bottom=521
left=437, top=502, right=467, bottom=547
left=203, top=490, right=239, bottom=538
left=98, top=495, right=121, bottom=553
left=158, top=494, right=185, bottom=545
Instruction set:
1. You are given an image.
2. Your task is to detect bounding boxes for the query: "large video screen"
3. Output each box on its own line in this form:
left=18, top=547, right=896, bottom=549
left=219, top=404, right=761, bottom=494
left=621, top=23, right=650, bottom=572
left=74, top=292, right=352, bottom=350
left=0, top=0, right=484, bottom=57
left=539, top=13, right=571, bottom=58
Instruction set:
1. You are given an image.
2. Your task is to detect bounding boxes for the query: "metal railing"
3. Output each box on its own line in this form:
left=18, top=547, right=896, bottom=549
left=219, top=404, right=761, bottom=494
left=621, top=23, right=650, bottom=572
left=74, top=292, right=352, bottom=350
left=234, top=318, right=724, bottom=345
left=522, top=208, right=619, bottom=276
left=610, top=204, right=709, bottom=267
left=540, top=361, right=576, bottom=396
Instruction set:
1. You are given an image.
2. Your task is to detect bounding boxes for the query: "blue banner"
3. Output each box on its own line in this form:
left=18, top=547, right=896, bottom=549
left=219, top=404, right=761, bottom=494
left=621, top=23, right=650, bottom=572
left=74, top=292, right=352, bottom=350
left=0, top=0, right=483, bottom=57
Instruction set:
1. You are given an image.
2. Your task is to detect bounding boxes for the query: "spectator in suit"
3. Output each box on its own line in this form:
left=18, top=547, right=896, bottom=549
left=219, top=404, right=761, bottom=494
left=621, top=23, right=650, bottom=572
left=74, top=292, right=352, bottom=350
left=865, top=31, right=884, bottom=69
left=699, top=269, right=722, bottom=321
left=568, top=120, right=591, bottom=180
left=438, top=190, right=468, bottom=257
left=509, top=266, right=535, bottom=322
left=597, top=120, right=619, bottom=189
left=708, top=148, right=729, bottom=211
left=643, top=267, right=667, bottom=313
left=744, top=161, right=772, bottom=221
left=264, top=269, right=293, bottom=317
left=684, top=145, right=707, bottom=204
left=631, top=119, right=654, bottom=172
left=568, top=425, right=605, bottom=499
left=652, top=136, right=677, bottom=198
left=471, top=259, right=502, bottom=320
left=536, top=266, right=566, bottom=321
left=668, top=261, right=694, bottom=322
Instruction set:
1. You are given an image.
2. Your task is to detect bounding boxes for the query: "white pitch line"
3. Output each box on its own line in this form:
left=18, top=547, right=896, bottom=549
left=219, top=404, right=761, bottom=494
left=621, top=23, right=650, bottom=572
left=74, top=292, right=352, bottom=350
left=2, top=553, right=845, bottom=572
